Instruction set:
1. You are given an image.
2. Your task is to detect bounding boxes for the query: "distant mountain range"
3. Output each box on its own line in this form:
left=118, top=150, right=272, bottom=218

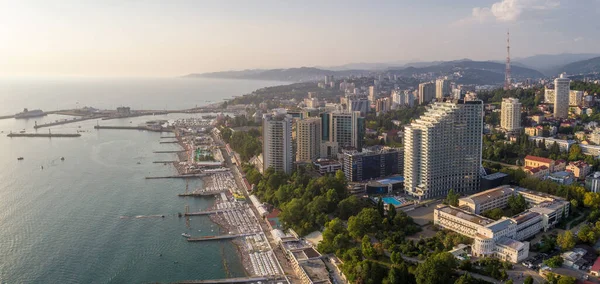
left=185, top=60, right=542, bottom=84
left=185, top=53, right=600, bottom=84
left=558, top=56, right=600, bottom=75
left=514, top=53, right=600, bottom=75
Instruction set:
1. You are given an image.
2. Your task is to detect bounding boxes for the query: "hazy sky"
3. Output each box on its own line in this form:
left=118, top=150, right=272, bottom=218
left=0, top=0, right=599, bottom=77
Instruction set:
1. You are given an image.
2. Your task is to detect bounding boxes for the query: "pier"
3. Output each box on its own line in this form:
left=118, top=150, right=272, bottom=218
left=94, top=125, right=172, bottom=132
left=153, top=161, right=178, bottom=164
left=186, top=233, right=254, bottom=242
left=160, top=135, right=177, bottom=138
left=34, top=115, right=106, bottom=129
left=175, top=276, right=270, bottom=284
left=159, top=140, right=179, bottom=144
left=145, top=174, right=205, bottom=179
left=178, top=189, right=228, bottom=197
left=7, top=133, right=81, bottom=138
left=153, top=150, right=185, bottom=153
left=0, top=115, right=15, bottom=120
left=184, top=208, right=237, bottom=216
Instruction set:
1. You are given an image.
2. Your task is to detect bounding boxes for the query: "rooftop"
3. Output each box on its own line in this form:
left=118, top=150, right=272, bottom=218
left=437, top=205, right=493, bottom=226
left=482, top=172, right=508, bottom=181
left=512, top=211, right=541, bottom=224
left=485, top=218, right=516, bottom=233
left=461, top=185, right=515, bottom=205
left=300, top=259, right=331, bottom=283
left=496, top=237, right=526, bottom=251
left=525, top=155, right=554, bottom=164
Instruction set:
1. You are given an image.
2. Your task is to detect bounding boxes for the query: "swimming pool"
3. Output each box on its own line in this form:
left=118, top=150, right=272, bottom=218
left=382, top=197, right=402, bottom=206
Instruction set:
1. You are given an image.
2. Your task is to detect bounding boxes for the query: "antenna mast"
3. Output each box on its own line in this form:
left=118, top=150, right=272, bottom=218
left=504, top=30, right=511, bottom=90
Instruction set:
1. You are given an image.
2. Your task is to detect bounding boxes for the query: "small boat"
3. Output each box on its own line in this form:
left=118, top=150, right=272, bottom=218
left=19, top=130, right=25, bottom=134
left=61, top=157, right=65, bottom=161
left=17, top=157, right=24, bottom=161
left=181, top=233, right=191, bottom=238
left=137, top=162, right=141, bottom=165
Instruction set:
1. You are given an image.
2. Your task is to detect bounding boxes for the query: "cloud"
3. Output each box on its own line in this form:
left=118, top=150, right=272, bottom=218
left=459, top=0, right=559, bottom=24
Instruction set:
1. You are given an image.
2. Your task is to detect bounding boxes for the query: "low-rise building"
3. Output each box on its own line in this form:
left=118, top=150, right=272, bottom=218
left=524, top=165, right=549, bottom=179
left=581, top=144, right=600, bottom=158
left=546, top=171, right=575, bottom=185
left=458, top=185, right=516, bottom=215
left=434, top=188, right=569, bottom=263
left=566, top=161, right=591, bottom=179
left=313, top=159, right=342, bottom=175
left=524, top=155, right=555, bottom=172
left=528, top=136, right=576, bottom=152
left=586, top=172, right=600, bottom=193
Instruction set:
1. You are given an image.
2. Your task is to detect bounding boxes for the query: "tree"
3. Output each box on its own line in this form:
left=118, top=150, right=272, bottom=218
left=377, top=198, right=385, bottom=217
left=415, top=252, right=457, bottom=284
left=543, top=255, right=564, bottom=268
left=445, top=189, right=459, bottom=207
left=454, top=273, right=478, bottom=284
left=524, top=275, right=533, bottom=284
left=507, top=194, right=528, bottom=215
left=348, top=208, right=383, bottom=239
left=337, top=196, right=363, bottom=220
left=557, top=275, right=577, bottom=284
left=557, top=231, right=576, bottom=251
left=482, top=208, right=504, bottom=220
left=362, top=235, right=376, bottom=259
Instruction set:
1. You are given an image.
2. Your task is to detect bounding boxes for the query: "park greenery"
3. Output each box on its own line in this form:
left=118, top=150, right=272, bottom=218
left=543, top=255, right=564, bottom=268
left=220, top=127, right=262, bottom=162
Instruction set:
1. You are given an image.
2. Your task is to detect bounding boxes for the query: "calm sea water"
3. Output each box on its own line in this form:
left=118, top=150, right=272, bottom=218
left=0, top=77, right=282, bottom=115
left=0, top=78, right=282, bottom=283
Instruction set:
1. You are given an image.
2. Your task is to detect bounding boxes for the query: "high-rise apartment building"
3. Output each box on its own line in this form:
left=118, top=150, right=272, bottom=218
left=296, top=118, right=322, bottom=162
left=262, top=110, right=293, bottom=174
left=435, top=79, right=451, bottom=99
left=404, top=99, right=484, bottom=200
left=500, top=98, right=521, bottom=132
left=569, top=90, right=583, bottom=106
left=418, top=82, right=435, bottom=104
left=342, top=147, right=403, bottom=182
left=368, top=86, right=377, bottom=105
left=321, top=111, right=364, bottom=151
left=375, top=97, right=391, bottom=114
left=347, top=97, right=369, bottom=116
left=554, top=73, right=570, bottom=118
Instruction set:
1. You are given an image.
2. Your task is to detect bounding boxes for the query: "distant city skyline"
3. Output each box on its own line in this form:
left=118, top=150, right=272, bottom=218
left=1, top=0, right=599, bottom=77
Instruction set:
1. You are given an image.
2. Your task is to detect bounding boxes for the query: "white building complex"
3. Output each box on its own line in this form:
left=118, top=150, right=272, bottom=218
left=434, top=186, right=570, bottom=263
left=404, top=99, right=483, bottom=200
left=500, top=98, right=521, bottom=132
left=554, top=73, right=571, bottom=118
left=296, top=117, right=322, bottom=162
left=262, top=110, right=293, bottom=174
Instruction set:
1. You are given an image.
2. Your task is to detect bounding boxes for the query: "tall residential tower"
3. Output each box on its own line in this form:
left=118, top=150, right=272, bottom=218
left=262, top=110, right=293, bottom=174
left=404, top=99, right=483, bottom=200
left=296, top=117, right=322, bottom=162
left=554, top=73, right=570, bottom=118
left=500, top=98, right=521, bottom=132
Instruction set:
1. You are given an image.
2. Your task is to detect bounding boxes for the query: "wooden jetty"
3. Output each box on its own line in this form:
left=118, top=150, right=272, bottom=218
left=175, top=276, right=270, bottom=284
left=178, top=189, right=228, bottom=197
left=7, top=133, right=81, bottom=138
left=186, top=233, right=253, bottom=242
left=184, top=208, right=236, bottom=216
left=145, top=174, right=205, bottom=179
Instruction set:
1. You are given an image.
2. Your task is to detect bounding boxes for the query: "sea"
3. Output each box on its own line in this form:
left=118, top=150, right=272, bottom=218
left=0, top=77, right=283, bottom=283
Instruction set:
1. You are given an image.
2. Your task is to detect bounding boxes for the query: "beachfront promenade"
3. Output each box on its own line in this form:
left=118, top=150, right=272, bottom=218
left=175, top=276, right=274, bottom=284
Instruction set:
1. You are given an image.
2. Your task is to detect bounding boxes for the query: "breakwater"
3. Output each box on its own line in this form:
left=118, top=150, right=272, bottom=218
left=7, top=133, right=81, bottom=138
